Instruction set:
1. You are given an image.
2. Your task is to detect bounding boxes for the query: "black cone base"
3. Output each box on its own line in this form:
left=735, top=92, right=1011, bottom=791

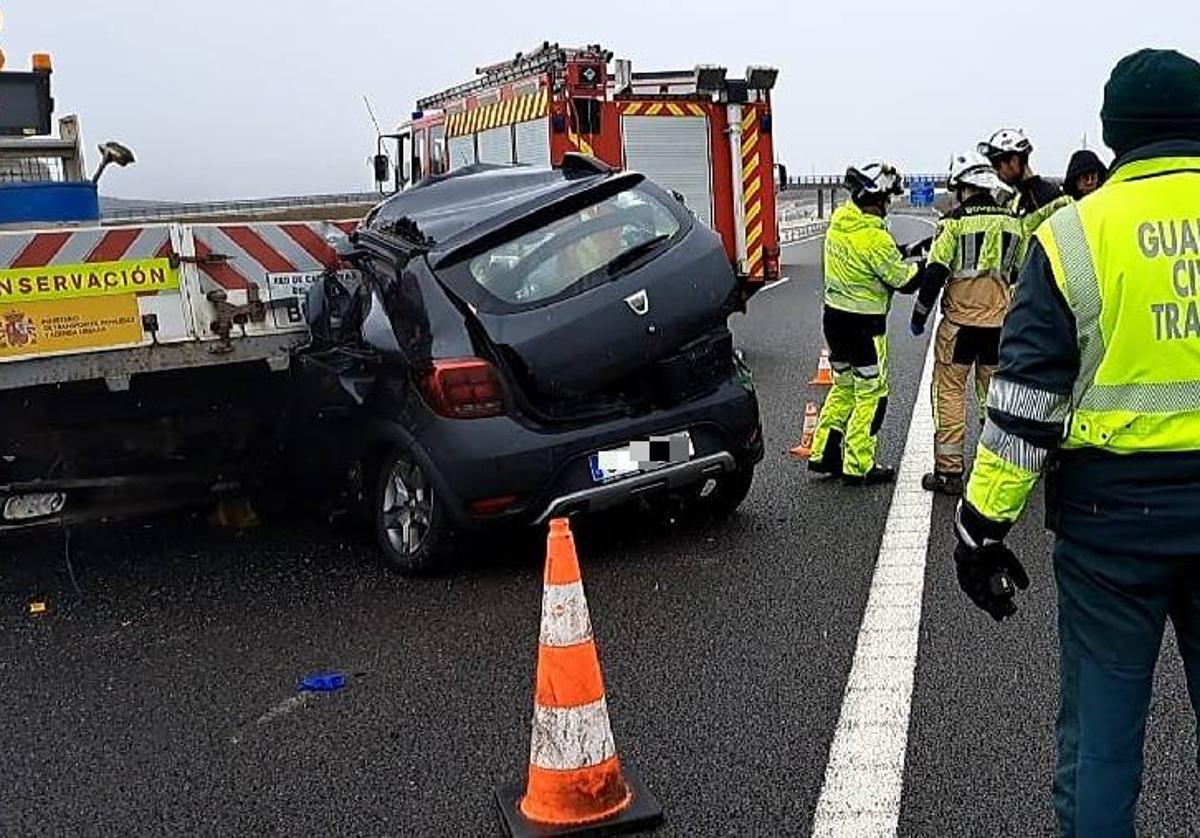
left=495, top=767, right=663, bottom=837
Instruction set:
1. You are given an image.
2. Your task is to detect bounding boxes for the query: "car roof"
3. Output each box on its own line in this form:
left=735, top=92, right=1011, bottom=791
left=363, top=161, right=642, bottom=265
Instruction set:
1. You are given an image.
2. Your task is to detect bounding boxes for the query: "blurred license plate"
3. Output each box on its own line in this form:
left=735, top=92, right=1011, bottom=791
left=589, top=432, right=694, bottom=484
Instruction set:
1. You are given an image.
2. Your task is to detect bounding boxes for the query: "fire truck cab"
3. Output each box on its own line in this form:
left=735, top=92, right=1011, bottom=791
left=393, top=43, right=780, bottom=296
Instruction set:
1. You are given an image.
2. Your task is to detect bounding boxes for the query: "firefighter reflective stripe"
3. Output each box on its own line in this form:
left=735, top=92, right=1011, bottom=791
left=986, top=378, right=1070, bottom=423
left=740, top=108, right=766, bottom=275
left=980, top=418, right=1049, bottom=472
left=445, top=89, right=549, bottom=138
left=1038, top=206, right=1106, bottom=406
left=619, top=102, right=705, bottom=117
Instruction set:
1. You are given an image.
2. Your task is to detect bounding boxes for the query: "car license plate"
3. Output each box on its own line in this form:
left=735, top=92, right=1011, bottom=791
left=589, top=432, right=694, bottom=484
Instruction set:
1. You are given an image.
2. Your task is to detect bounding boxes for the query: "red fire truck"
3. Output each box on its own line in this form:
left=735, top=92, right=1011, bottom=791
left=393, top=43, right=781, bottom=295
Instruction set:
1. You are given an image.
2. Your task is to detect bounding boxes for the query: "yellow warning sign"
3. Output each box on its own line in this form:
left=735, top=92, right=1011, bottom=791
left=0, top=295, right=144, bottom=358
left=0, top=257, right=178, bottom=305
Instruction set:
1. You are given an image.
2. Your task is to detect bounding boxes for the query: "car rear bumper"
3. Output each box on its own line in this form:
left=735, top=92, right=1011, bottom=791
left=534, top=451, right=736, bottom=523
left=384, top=374, right=761, bottom=531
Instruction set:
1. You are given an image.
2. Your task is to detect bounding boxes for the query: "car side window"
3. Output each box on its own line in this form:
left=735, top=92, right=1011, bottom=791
left=468, top=186, right=682, bottom=307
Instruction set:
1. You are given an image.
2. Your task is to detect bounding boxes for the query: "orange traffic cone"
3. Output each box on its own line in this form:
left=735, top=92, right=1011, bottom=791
left=496, top=518, right=663, bottom=837
left=789, top=401, right=820, bottom=459
left=809, top=347, right=834, bottom=386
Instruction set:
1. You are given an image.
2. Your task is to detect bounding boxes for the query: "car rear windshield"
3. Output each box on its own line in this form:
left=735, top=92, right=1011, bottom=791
left=463, top=184, right=683, bottom=309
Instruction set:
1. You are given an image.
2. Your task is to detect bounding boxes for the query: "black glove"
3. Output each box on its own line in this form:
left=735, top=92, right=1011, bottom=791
left=900, top=237, right=933, bottom=260
left=954, top=502, right=1029, bottom=621
left=910, top=302, right=931, bottom=336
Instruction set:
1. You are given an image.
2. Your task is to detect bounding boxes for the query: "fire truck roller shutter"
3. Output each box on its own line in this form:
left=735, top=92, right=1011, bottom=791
left=621, top=115, right=714, bottom=228
left=447, top=135, right=476, bottom=170
left=477, top=125, right=514, bottom=165
left=515, top=118, right=551, bottom=168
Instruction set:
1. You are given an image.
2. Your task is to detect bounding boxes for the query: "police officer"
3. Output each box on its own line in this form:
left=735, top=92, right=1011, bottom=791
left=978, top=128, right=1069, bottom=234
left=808, top=162, right=919, bottom=485
left=954, top=49, right=1200, bottom=836
left=910, top=151, right=1024, bottom=495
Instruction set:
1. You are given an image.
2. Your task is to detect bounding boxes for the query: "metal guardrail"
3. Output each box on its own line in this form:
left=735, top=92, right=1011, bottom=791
left=103, top=191, right=385, bottom=223
left=778, top=220, right=829, bottom=244
left=782, top=173, right=947, bottom=190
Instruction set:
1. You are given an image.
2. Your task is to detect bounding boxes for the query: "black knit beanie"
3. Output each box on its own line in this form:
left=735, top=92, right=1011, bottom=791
left=1101, top=48, right=1200, bottom=157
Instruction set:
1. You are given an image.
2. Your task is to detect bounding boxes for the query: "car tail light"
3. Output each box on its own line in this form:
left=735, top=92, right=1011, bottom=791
left=764, top=245, right=781, bottom=280
left=469, top=495, right=519, bottom=516
left=419, top=358, right=506, bottom=419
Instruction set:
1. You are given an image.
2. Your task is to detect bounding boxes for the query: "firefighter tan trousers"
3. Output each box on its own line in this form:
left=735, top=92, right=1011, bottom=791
left=811, top=333, right=890, bottom=478
left=932, top=319, right=998, bottom=474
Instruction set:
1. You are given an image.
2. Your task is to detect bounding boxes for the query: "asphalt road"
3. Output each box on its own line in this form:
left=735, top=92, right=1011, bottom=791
left=1, top=217, right=1196, bottom=836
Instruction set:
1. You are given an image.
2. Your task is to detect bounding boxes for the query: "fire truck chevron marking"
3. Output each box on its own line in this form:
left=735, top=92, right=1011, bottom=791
left=741, top=114, right=767, bottom=277
left=619, top=102, right=704, bottom=117
left=445, top=89, right=549, bottom=138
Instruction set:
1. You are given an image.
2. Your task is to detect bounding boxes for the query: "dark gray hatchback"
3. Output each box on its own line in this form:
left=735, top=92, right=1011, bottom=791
left=286, top=156, right=762, bottom=573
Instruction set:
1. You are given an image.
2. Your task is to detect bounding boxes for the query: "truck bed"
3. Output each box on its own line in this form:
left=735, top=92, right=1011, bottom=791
left=0, top=220, right=359, bottom=391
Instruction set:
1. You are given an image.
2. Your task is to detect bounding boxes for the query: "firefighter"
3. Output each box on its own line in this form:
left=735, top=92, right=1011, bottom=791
left=953, top=48, right=1200, bottom=836
left=808, top=162, right=919, bottom=485
left=978, top=128, right=1069, bottom=234
left=910, top=152, right=1024, bottom=495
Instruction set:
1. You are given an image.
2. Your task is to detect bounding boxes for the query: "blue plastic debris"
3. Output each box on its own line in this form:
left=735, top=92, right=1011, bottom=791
left=298, top=671, right=346, bottom=692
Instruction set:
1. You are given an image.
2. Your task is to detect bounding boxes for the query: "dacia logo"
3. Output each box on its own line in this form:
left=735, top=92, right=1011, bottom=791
left=624, top=290, right=650, bottom=316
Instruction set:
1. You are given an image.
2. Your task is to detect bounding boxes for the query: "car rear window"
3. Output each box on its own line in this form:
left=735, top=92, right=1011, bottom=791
left=464, top=185, right=682, bottom=308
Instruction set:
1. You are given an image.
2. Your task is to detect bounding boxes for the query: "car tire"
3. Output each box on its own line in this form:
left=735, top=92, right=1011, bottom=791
left=688, top=463, right=755, bottom=520
left=373, top=448, right=450, bottom=576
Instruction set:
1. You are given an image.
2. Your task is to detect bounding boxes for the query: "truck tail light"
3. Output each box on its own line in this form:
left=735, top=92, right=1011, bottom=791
left=419, top=358, right=506, bottom=419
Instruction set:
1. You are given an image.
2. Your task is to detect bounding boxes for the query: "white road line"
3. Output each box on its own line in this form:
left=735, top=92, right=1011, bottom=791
left=760, top=276, right=791, bottom=293
left=811, top=317, right=938, bottom=838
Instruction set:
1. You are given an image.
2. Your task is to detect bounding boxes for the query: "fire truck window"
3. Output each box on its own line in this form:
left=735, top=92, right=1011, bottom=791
left=572, top=99, right=602, bottom=136
left=413, top=132, right=427, bottom=182
left=466, top=185, right=682, bottom=308
left=431, top=126, right=447, bottom=176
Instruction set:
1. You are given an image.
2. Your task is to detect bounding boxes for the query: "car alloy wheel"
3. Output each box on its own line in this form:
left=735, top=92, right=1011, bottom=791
left=373, top=450, right=447, bottom=575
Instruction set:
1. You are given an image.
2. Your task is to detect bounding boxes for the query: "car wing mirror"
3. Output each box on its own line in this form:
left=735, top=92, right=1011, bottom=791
left=306, top=270, right=355, bottom=346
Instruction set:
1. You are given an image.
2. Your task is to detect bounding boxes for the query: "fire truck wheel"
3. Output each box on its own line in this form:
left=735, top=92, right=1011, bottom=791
left=686, top=463, right=755, bottom=521
left=373, top=449, right=450, bottom=576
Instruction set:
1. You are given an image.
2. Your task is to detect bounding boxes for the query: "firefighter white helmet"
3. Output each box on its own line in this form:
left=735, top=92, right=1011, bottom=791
left=844, top=161, right=904, bottom=200
left=948, top=151, right=1005, bottom=192
left=977, top=128, right=1033, bottom=160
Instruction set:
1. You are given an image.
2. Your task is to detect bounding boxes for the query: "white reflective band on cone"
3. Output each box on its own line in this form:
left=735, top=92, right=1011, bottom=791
left=539, top=581, right=594, bottom=648
left=529, top=697, right=618, bottom=770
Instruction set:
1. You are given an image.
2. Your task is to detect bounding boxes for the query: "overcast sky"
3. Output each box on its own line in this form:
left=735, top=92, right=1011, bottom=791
left=6, top=0, right=1195, bottom=200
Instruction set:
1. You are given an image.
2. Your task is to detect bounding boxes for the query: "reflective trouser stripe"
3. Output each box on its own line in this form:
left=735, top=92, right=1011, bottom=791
left=843, top=334, right=890, bottom=477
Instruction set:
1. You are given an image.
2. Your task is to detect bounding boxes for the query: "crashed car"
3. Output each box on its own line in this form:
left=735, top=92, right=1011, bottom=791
left=285, top=155, right=763, bottom=573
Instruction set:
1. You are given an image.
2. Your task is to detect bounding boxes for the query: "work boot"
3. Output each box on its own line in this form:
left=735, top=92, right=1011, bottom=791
left=842, top=465, right=896, bottom=486
left=807, top=430, right=843, bottom=476
left=807, top=458, right=842, bottom=476
left=921, top=471, right=964, bottom=495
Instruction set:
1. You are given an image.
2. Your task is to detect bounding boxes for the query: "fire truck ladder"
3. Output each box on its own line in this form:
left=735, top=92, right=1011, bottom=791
left=416, top=42, right=609, bottom=111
